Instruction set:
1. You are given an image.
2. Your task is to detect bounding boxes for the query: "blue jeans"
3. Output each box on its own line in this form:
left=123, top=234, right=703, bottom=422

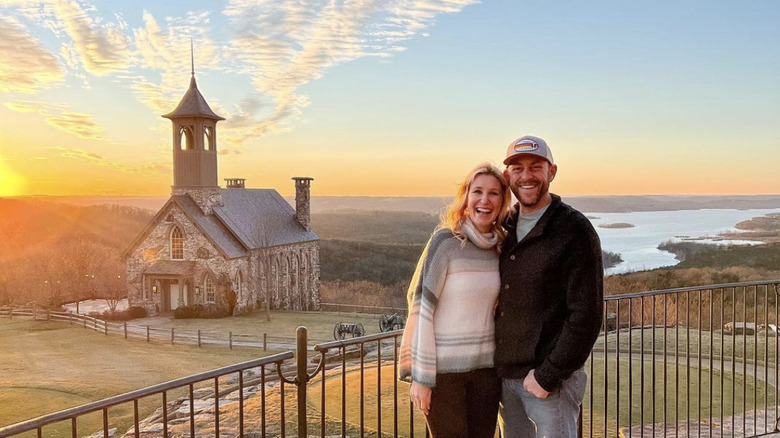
left=499, top=368, right=587, bottom=438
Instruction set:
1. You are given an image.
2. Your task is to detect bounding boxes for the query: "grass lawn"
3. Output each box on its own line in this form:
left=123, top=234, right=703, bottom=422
left=308, top=356, right=770, bottom=438
left=0, top=319, right=269, bottom=435
left=593, top=327, right=780, bottom=363
left=583, top=356, right=771, bottom=437
left=308, top=363, right=428, bottom=438
left=0, top=310, right=389, bottom=436
left=131, top=309, right=386, bottom=344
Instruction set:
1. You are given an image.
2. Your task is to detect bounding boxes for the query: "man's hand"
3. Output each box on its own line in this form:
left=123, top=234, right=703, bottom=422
left=410, top=381, right=432, bottom=415
left=523, top=369, right=550, bottom=399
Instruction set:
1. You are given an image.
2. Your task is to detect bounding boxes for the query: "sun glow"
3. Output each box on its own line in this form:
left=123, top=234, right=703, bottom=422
left=0, top=157, right=26, bottom=196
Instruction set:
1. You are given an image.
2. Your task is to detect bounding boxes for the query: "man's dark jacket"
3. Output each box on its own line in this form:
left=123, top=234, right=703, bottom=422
left=495, top=194, right=604, bottom=392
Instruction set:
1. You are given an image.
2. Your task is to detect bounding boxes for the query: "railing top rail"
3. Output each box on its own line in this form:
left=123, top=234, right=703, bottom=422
left=314, top=329, right=402, bottom=352
left=605, top=278, right=780, bottom=301
left=0, top=351, right=294, bottom=438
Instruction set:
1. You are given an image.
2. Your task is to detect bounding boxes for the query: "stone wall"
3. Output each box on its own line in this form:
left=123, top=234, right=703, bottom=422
left=126, top=203, right=249, bottom=314
left=172, top=187, right=223, bottom=215
left=250, top=240, right=320, bottom=311
left=127, top=201, right=321, bottom=315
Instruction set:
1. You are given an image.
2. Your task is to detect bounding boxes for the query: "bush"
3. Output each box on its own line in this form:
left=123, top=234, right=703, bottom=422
left=126, top=306, right=148, bottom=319
left=174, top=304, right=203, bottom=319
left=173, top=304, right=230, bottom=319
left=94, top=306, right=148, bottom=321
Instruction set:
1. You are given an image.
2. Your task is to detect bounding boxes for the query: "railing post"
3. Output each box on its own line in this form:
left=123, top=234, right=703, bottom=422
left=171, top=328, right=174, bottom=345
left=229, top=331, right=233, bottom=350
left=263, top=333, right=267, bottom=351
left=104, top=321, right=108, bottom=336
left=124, top=322, right=127, bottom=339
left=198, top=329, right=201, bottom=348
left=296, top=326, right=308, bottom=438
left=146, top=326, right=150, bottom=343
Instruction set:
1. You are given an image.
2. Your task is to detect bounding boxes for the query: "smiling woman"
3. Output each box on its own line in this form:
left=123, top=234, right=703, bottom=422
left=0, top=158, right=25, bottom=197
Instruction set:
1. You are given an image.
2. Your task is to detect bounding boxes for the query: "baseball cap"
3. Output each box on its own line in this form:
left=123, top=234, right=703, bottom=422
left=503, top=135, right=554, bottom=165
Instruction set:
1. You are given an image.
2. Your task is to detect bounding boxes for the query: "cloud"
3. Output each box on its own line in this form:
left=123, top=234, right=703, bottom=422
left=130, top=10, right=221, bottom=118
left=5, top=99, right=104, bottom=139
left=52, top=0, right=132, bottom=76
left=49, top=146, right=171, bottom=175
left=2, top=0, right=479, bottom=149
left=219, top=0, right=479, bottom=143
left=46, top=111, right=104, bottom=139
left=0, top=16, right=63, bottom=93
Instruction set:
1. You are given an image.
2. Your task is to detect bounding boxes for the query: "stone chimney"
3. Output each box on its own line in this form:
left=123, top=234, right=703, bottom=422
left=292, top=177, right=313, bottom=231
left=225, top=178, right=245, bottom=188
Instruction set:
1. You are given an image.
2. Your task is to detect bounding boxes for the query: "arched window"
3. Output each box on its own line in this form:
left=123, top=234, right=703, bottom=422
left=204, top=275, right=215, bottom=303
left=235, top=271, right=243, bottom=301
left=203, top=126, right=212, bottom=151
left=170, top=226, right=184, bottom=260
left=179, top=126, right=194, bottom=150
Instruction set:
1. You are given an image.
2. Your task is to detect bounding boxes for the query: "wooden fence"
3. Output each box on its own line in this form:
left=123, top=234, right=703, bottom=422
left=0, top=307, right=294, bottom=350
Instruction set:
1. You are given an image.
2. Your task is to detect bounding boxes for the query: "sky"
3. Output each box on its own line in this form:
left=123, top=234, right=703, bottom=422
left=0, top=0, right=779, bottom=198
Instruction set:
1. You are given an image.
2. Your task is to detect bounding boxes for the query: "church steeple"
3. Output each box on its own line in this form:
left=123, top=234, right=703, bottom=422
left=163, top=47, right=224, bottom=191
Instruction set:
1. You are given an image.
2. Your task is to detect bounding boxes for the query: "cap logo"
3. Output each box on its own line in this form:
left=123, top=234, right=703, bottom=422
left=514, top=139, right=538, bottom=152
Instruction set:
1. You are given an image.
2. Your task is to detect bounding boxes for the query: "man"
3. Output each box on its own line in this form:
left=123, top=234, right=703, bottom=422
left=495, top=135, right=604, bottom=437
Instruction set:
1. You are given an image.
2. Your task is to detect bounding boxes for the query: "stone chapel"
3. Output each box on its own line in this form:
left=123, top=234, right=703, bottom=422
left=124, top=70, right=320, bottom=315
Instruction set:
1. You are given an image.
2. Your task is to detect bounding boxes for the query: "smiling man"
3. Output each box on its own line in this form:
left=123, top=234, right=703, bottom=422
left=495, top=135, right=604, bottom=438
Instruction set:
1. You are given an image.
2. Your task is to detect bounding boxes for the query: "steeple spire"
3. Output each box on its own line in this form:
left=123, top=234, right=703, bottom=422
left=163, top=47, right=225, bottom=196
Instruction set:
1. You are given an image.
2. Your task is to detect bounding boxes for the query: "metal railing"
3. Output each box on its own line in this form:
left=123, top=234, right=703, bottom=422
left=587, top=279, right=780, bottom=438
left=3, top=280, right=780, bottom=438
left=0, top=351, right=295, bottom=438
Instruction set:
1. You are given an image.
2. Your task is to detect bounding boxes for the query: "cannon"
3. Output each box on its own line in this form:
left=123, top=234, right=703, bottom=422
left=333, top=322, right=365, bottom=340
left=379, top=313, right=406, bottom=332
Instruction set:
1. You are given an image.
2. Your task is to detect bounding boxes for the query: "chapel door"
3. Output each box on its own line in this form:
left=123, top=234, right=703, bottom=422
left=170, top=281, right=180, bottom=309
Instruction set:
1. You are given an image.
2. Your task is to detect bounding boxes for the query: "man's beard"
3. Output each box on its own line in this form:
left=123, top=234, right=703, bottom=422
left=511, top=180, right=549, bottom=210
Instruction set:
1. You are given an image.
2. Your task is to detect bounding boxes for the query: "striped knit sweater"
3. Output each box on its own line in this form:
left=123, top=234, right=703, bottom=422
left=399, top=227, right=500, bottom=387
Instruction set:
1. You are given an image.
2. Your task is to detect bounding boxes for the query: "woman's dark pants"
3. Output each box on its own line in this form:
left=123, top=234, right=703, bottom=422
left=426, top=367, right=501, bottom=438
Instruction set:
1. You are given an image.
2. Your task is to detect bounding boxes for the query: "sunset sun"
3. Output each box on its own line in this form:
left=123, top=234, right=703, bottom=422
left=0, top=159, right=26, bottom=197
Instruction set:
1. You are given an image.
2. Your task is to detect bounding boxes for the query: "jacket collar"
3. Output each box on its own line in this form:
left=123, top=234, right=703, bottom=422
left=502, top=193, right=562, bottom=254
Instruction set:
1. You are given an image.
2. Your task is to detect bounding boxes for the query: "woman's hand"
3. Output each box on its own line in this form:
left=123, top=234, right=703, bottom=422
left=410, top=381, right=432, bottom=416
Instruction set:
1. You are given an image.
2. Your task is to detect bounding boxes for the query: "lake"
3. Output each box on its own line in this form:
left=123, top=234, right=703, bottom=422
left=588, top=208, right=780, bottom=274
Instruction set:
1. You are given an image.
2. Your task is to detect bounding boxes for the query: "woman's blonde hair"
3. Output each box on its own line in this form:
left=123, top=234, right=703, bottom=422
left=439, top=162, right=512, bottom=247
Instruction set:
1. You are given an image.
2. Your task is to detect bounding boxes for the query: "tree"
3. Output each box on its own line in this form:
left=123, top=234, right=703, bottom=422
left=95, top=250, right=126, bottom=314
left=252, top=217, right=285, bottom=321
left=63, top=238, right=103, bottom=313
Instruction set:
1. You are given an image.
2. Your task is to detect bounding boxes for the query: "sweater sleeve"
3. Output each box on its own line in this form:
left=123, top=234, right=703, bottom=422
left=399, top=229, right=453, bottom=387
left=534, top=217, right=604, bottom=392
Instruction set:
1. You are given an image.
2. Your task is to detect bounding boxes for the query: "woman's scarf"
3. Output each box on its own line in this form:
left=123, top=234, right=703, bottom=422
left=461, top=217, right=498, bottom=249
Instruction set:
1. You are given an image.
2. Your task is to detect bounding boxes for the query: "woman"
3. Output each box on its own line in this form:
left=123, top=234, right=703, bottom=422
left=399, top=162, right=511, bottom=438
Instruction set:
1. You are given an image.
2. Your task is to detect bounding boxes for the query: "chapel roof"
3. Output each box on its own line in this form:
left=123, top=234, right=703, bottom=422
left=145, top=260, right=197, bottom=276
left=162, top=75, right=225, bottom=121
left=125, top=189, right=318, bottom=261
left=171, top=194, right=248, bottom=258
left=214, top=189, right=320, bottom=249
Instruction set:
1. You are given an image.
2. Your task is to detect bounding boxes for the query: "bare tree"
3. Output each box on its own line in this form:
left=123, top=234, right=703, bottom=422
left=33, top=251, right=67, bottom=309
left=63, top=238, right=103, bottom=313
left=94, top=250, right=126, bottom=314
left=252, top=216, right=285, bottom=321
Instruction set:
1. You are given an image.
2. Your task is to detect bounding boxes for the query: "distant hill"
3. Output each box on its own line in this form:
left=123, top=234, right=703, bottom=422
left=565, top=195, right=780, bottom=213
left=307, top=195, right=780, bottom=214
left=17, top=194, right=780, bottom=214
